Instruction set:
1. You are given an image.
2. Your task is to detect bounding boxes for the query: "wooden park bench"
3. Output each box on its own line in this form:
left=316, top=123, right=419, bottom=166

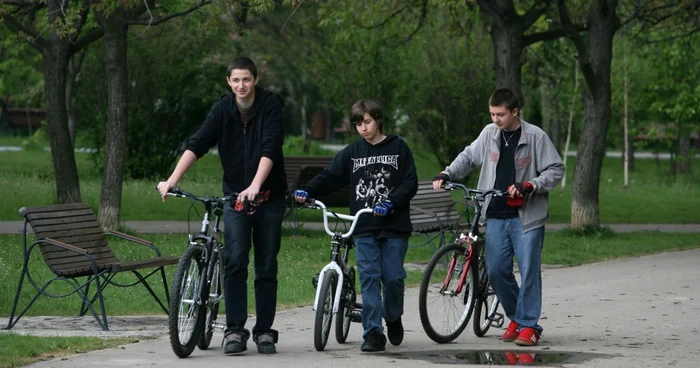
left=4, top=203, right=179, bottom=331
left=410, top=180, right=469, bottom=250
left=284, top=156, right=349, bottom=230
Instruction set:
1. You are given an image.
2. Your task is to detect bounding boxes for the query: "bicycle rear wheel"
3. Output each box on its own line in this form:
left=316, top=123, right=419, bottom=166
left=473, top=264, right=500, bottom=337
left=169, top=245, right=207, bottom=358
left=198, top=251, right=222, bottom=350
left=418, top=242, right=476, bottom=344
left=314, top=270, right=337, bottom=351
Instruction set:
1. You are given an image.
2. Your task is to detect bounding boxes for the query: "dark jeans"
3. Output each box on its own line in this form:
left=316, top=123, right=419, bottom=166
left=354, top=235, right=409, bottom=337
left=223, top=193, right=285, bottom=338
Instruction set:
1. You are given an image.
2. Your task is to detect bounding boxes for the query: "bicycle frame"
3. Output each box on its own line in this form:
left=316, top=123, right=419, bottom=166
left=167, top=188, right=232, bottom=322
left=440, top=183, right=506, bottom=294
left=309, top=200, right=373, bottom=315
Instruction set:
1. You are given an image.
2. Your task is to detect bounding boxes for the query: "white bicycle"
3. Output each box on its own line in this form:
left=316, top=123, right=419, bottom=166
left=302, top=199, right=373, bottom=351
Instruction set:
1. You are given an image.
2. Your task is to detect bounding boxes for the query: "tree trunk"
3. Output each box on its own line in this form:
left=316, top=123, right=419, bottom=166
left=488, top=16, right=526, bottom=107
left=66, top=51, right=86, bottom=147
left=568, top=0, right=620, bottom=229
left=622, top=36, right=629, bottom=188
left=95, top=11, right=129, bottom=231
left=561, top=64, right=579, bottom=189
left=42, top=41, right=81, bottom=203
left=673, top=135, right=691, bottom=175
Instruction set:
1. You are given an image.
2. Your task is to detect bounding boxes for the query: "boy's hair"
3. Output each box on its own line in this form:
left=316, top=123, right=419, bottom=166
left=351, top=99, right=384, bottom=133
left=488, top=88, right=519, bottom=112
left=227, top=57, right=258, bottom=78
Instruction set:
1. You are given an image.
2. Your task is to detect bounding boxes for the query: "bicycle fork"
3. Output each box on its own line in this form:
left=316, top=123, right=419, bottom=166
left=313, top=262, right=345, bottom=314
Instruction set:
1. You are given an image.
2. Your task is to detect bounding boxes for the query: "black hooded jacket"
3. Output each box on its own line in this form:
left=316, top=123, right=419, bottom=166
left=302, top=134, right=418, bottom=236
left=185, top=87, right=286, bottom=196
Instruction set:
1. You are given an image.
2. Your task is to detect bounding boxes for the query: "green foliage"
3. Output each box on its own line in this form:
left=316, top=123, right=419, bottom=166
left=395, top=5, right=494, bottom=170
left=0, top=29, right=43, bottom=108
left=20, top=127, right=48, bottom=152
left=282, top=135, right=337, bottom=156
left=75, top=16, right=231, bottom=180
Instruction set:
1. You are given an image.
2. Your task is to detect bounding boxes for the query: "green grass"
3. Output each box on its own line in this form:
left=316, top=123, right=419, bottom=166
left=1, top=146, right=699, bottom=223
left=0, top=334, right=135, bottom=368
left=1, top=230, right=698, bottom=318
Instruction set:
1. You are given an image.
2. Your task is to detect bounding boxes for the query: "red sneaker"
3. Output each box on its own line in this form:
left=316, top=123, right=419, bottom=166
left=514, top=327, right=540, bottom=346
left=502, top=321, right=519, bottom=342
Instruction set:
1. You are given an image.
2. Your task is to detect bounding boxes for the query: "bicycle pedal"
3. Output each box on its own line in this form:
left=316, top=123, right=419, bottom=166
left=311, top=274, right=319, bottom=289
left=490, top=312, right=505, bottom=328
left=350, top=309, right=362, bottom=323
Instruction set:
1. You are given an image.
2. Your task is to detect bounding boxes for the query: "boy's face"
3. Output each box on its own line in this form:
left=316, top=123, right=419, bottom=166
left=356, top=112, right=381, bottom=142
left=227, top=69, right=258, bottom=101
left=489, top=105, right=520, bottom=131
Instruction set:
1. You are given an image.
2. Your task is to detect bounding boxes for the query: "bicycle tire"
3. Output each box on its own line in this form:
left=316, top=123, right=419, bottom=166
left=473, top=264, right=500, bottom=337
left=418, top=242, right=477, bottom=344
left=335, top=268, right=355, bottom=344
left=169, top=245, right=207, bottom=358
left=197, top=252, right=221, bottom=350
left=314, top=270, right=337, bottom=351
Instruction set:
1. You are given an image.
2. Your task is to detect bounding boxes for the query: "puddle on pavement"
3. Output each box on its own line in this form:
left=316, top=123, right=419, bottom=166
left=389, top=350, right=607, bottom=366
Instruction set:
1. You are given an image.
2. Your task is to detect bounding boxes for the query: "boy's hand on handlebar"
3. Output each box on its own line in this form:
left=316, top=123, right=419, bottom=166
left=508, top=181, right=535, bottom=198
left=156, top=180, right=176, bottom=202
left=238, top=184, right=261, bottom=204
left=293, top=189, right=309, bottom=203
left=432, top=172, right=451, bottom=190
left=373, top=200, right=393, bottom=216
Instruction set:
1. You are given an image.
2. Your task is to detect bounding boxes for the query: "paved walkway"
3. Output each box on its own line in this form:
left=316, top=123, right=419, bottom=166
left=1, top=220, right=699, bottom=235
left=4, top=249, right=699, bottom=367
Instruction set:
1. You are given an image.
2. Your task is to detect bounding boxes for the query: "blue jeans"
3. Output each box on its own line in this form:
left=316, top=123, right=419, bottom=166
left=223, top=193, right=285, bottom=338
left=354, top=235, right=408, bottom=337
left=485, top=217, right=545, bottom=334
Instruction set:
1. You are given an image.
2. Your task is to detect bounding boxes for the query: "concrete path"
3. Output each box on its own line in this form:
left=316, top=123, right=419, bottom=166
left=1, top=220, right=699, bottom=235
left=6, top=249, right=700, bottom=367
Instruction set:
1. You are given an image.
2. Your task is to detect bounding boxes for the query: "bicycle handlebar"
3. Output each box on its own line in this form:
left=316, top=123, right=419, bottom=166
left=163, top=187, right=238, bottom=207
left=441, top=182, right=508, bottom=203
left=303, top=199, right=373, bottom=238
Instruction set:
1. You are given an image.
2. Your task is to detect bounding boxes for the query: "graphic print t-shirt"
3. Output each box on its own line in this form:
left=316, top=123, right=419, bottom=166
left=301, top=135, right=418, bottom=236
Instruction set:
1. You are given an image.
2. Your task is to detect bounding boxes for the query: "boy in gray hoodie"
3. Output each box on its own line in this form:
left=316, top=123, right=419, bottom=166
left=433, top=88, right=564, bottom=346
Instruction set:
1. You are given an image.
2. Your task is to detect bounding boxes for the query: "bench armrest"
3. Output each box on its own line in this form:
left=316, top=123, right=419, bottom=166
left=105, top=231, right=162, bottom=257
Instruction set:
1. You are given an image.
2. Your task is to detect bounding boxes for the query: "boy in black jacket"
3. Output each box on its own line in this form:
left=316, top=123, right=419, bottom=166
left=293, top=99, right=418, bottom=352
left=157, top=57, right=285, bottom=356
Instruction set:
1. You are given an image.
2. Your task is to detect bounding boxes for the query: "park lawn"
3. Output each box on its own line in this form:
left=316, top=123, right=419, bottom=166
left=0, top=149, right=699, bottom=223
left=0, top=334, right=135, bottom=368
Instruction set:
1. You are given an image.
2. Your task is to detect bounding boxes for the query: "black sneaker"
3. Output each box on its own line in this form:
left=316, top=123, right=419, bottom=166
left=386, top=318, right=404, bottom=346
left=360, top=330, right=387, bottom=352
left=223, top=332, right=247, bottom=355
left=255, top=332, right=277, bottom=354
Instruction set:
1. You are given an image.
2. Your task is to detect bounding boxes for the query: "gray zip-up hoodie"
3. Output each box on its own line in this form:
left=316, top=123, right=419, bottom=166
left=444, top=119, right=565, bottom=232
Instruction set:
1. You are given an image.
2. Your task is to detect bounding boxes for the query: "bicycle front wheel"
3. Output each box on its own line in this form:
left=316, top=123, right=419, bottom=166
left=335, top=267, right=355, bottom=344
left=169, top=245, right=206, bottom=358
left=473, top=265, right=500, bottom=337
left=419, top=242, right=477, bottom=344
left=198, top=250, right=222, bottom=350
left=314, top=270, right=337, bottom=351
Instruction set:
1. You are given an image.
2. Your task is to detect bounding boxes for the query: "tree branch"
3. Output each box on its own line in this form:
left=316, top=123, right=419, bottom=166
left=521, top=0, right=550, bottom=29
left=1, top=13, right=44, bottom=51
left=69, top=28, right=104, bottom=56
left=125, top=0, right=212, bottom=26
left=523, top=23, right=586, bottom=45
left=389, top=0, right=428, bottom=47
left=556, top=0, right=595, bottom=87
